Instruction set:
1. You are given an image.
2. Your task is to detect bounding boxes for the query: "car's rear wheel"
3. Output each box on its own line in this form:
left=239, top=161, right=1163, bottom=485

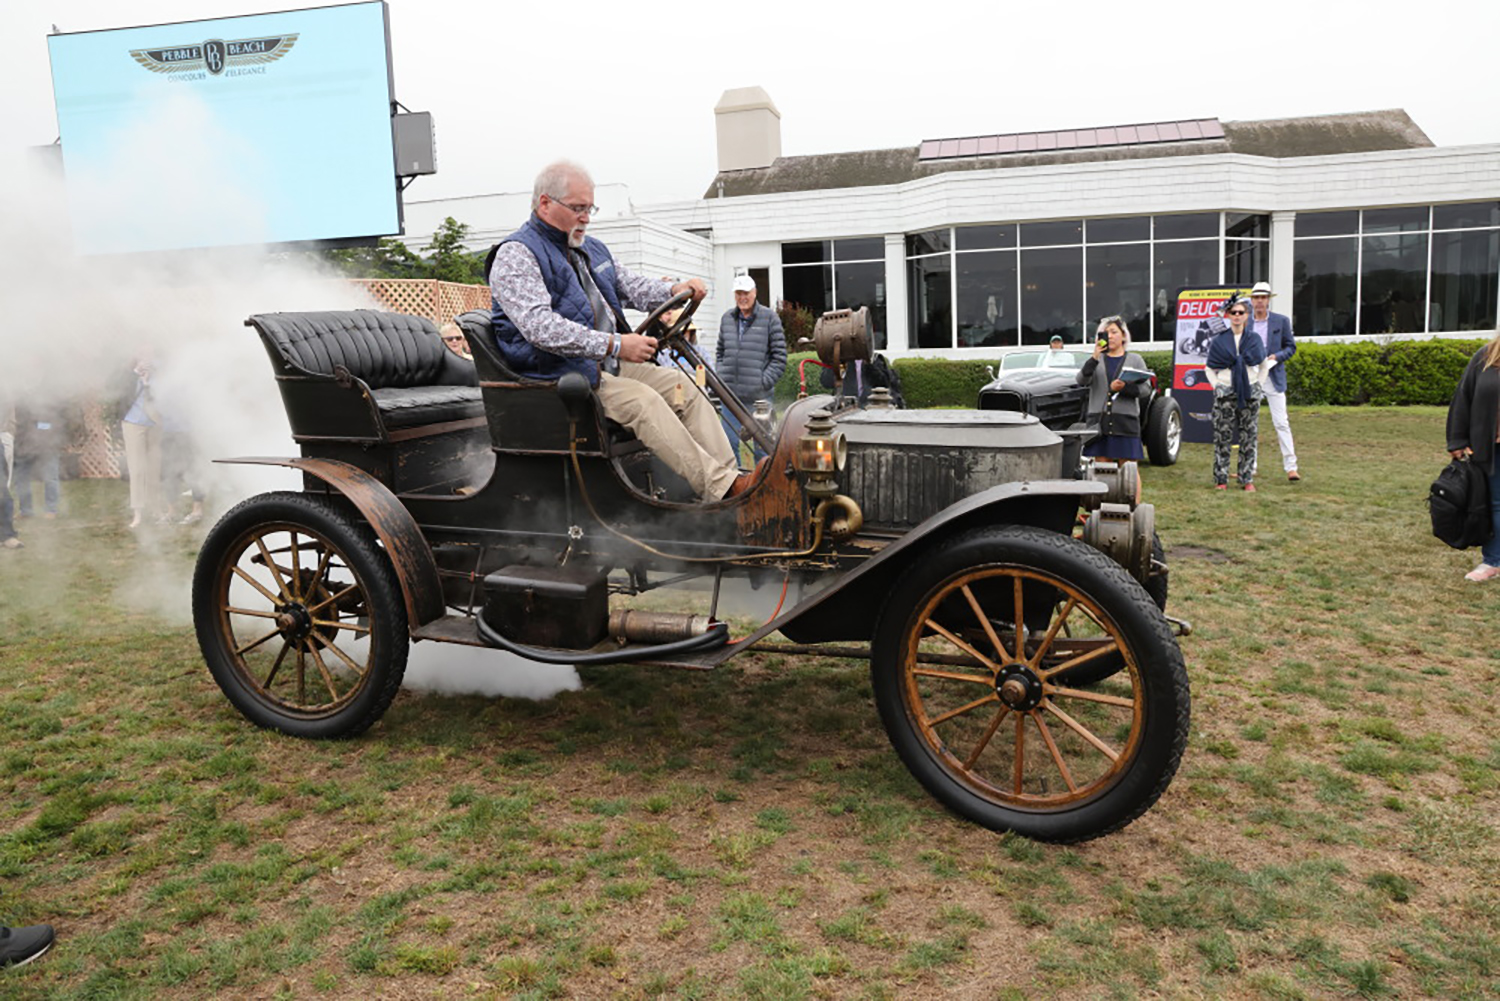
left=1145, top=395, right=1182, bottom=466
left=193, top=492, right=408, bottom=738
left=871, top=526, right=1190, bottom=842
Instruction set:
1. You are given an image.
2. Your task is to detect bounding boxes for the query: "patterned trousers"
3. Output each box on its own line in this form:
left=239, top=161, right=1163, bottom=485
left=1211, top=390, right=1260, bottom=486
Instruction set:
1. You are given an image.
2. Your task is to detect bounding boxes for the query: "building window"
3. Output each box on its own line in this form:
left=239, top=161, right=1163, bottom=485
left=907, top=212, right=1267, bottom=348
left=782, top=238, right=887, bottom=348
left=1294, top=202, right=1500, bottom=336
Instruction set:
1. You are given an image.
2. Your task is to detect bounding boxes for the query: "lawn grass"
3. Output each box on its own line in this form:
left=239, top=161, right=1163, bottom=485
left=1, top=405, right=1496, bottom=999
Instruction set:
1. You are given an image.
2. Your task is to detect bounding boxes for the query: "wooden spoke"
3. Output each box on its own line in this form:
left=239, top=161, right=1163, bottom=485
left=1043, top=701, right=1120, bottom=762
left=1035, top=638, right=1123, bottom=681
left=1031, top=712, right=1077, bottom=792
left=232, top=565, right=283, bottom=607
left=960, top=584, right=1010, bottom=661
left=912, top=667, right=994, bottom=686
left=304, top=582, right=358, bottom=617
left=224, top=606, right=280, bottom=619
left=1044, top=684, right=1135, bottom=708
left=255, top=537, right=291, bottom=601
left=963, top=706, right=1010, bottom=770
left=924, top=618, right=1000, bottom=673
left=1012, top=576, right=1025, bottom=652
left=1012, top=711, right=1025, bottom=794
left=306, top=642, right=343, bottom=704
left=1028, top=595, right=1078, bottom=668
left=927, top=692, right=998, bottom=728
left=233, top=627, right=283, bottom=657
left=262, top=640, right=291, bottom=689
left=297, top=644, right=306, bottom=705
left=309, top=631, right=367, bottom=678
left=310, top=618, right=370, bottom=635
left=288, top=530, right=302, bottom=598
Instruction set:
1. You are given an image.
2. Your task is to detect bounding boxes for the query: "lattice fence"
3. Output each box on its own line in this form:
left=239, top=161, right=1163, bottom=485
left=73, top=401, right=123, bottom=479
left=346, top=279, right=490, bottom=325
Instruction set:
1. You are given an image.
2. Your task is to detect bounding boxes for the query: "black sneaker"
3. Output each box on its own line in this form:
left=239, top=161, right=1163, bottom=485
left=0, top=924, right=55, bottom=969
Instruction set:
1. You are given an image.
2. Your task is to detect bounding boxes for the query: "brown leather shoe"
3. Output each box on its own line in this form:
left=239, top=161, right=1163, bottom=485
left=723, top=458, right=769, bottom=499
left=1287, top=470, right=1301, bottom=482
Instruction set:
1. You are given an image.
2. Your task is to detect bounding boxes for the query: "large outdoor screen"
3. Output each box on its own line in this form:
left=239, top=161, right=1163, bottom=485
left=47, top=2, right=400, bottom=254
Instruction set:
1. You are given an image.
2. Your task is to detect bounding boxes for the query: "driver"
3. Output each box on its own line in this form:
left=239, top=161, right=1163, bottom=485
left=489, top=161, right=750, bottom=501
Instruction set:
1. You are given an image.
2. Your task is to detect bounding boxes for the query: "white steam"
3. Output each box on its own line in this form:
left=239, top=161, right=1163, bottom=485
left=0, top=95, right=579, bottom=701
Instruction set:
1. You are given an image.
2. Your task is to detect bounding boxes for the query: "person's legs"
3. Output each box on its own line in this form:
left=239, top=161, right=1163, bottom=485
left=719, top=406, right=766, bottom=467
left=598, top=368, right=739, bottom=500
left=1264, top=388, right=1297, bottom=473
left=12, top=453, right=35, bottom=516
left=1237, top=398, right=1259, bottom=486
left=1482, top=464, right=1500, bottom=569
left=0, top=450, right=18, bottom=545
left=122, top=421, right=148, bottom=524
left=1210, top=394, right=1234, bottom=486
left=40, top=448, right=60, bottom=515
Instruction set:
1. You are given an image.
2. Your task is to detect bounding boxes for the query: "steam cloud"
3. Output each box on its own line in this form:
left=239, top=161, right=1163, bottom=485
left=0, top=97, right=580, bottom=701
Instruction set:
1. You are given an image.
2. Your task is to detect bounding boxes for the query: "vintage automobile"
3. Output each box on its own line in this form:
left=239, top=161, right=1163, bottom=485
left=191, top=299, right=1190, bottom=843
left=977, top=348, right=1183, bottom=466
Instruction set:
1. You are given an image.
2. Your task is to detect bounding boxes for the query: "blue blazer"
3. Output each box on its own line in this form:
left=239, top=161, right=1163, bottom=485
left=1256, top=311, right=1296, bottom=393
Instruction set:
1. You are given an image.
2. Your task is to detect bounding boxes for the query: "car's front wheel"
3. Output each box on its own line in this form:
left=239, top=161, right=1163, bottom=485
left=870, top=526, right=1190, bottom=842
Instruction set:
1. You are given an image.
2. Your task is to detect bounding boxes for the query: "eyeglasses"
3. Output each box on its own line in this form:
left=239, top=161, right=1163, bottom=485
left=546, top=195, right=598, bottom=217
left=1227, top=309, right=1247, bottom=316
left=1099, top=315, right=1124, bottom=325
left=442, top=335, right=465, bottom=343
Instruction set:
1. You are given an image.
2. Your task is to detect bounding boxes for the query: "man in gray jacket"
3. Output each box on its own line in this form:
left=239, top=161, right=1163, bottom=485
left=716, top=275, right=786, bottom=463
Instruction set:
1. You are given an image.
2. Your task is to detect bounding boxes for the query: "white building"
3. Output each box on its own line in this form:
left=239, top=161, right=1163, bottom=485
left=405, top=87, right=1500, bottom=356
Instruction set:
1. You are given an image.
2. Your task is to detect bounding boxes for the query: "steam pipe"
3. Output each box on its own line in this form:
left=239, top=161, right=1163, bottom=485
left=476, top=613, right=729, bottom=664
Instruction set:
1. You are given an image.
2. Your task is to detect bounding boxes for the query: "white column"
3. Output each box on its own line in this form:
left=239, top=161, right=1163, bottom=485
left=1271, top=211, right=1296, bottom=317
left=883, top=234, right=908, bottom=352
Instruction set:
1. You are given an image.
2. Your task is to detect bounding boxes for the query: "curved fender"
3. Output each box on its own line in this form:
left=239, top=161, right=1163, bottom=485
left=735, top=478, right=1109, bottom=651
left=218, top=456, right=446, bottom=629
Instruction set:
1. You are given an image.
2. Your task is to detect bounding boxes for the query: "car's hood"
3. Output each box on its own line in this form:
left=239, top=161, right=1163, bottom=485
left=981, top=368, right=1081, bottom=393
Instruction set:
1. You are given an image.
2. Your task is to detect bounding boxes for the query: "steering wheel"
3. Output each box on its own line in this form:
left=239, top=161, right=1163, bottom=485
left=634, top=289, right=699, bottom=346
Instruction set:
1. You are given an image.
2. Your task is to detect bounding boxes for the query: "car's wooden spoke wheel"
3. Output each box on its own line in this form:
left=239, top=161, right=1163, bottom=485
left=872, top=526, right=1189, bottom=842
left=194, top=492, right=408, bottom=738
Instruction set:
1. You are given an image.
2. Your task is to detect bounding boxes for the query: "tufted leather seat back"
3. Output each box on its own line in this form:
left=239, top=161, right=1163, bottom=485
left=251, top=310, right=474, bottom=389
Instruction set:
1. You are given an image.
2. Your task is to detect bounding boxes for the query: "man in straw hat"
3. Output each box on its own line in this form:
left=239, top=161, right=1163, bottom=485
left=1249, top=281, right=1300, bottom=481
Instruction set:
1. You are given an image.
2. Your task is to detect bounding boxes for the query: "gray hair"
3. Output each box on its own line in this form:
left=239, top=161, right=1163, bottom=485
left=532, top=161, right=592, bottom=211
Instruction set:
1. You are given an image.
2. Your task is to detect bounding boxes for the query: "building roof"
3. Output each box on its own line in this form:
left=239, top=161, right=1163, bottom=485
left=704, top=110, right=1433, bottom=198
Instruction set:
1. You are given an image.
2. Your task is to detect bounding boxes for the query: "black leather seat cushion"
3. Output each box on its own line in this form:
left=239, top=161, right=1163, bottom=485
left=370, top=386, right=483, bottom=428
left=251, top=309, right=482, bottom=428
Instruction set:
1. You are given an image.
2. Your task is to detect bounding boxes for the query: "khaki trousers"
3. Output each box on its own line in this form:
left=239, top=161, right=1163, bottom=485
left=597, top=362, right=739, bottom=500
left=122, top=421, right=163, bottom=515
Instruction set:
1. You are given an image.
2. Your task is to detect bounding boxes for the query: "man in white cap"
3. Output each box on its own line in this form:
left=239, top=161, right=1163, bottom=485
left=1249, top=280, right=1299, bottom=481
left=716, top=275, right=786, bottom=463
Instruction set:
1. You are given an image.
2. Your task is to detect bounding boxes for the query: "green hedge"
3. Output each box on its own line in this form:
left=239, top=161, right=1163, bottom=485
left=768, top=339, right=1486, bottom=410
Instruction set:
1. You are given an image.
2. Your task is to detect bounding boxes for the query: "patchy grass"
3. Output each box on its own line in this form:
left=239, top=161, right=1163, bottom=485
left=0, top=407, right=1496, bottom=999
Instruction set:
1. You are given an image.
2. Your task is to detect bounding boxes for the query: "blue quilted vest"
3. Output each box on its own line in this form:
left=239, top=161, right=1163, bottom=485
left=490, top=215, right=624, bottom=386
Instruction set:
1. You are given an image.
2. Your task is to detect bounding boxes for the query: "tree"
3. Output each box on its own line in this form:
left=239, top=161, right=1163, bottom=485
left=321, top=238, right=428, bottom=279
left=424, top=217, right=487, bottom=285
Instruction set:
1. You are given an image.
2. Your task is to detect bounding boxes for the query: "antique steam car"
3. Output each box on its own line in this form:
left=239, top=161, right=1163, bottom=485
left=977, top=348, right=1183, bottom=466
left=191, top=298, right=1190, bottom=843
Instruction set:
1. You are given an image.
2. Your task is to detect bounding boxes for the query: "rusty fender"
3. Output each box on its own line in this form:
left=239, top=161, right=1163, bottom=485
left=745, top=478, right=1109, bottom=650
left=217, top=457, right=446, bottom=629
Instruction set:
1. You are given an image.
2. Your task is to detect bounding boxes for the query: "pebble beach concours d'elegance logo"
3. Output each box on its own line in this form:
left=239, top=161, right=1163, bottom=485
left=129, top=34, right=298, bottom=79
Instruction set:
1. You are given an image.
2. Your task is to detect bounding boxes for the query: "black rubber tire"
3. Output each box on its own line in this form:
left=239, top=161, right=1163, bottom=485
left=871, top=525, right=1189, bottom=843
left=192, top=491, right=408, bottom=738
left=1144, top=395, right=1182, bottom=466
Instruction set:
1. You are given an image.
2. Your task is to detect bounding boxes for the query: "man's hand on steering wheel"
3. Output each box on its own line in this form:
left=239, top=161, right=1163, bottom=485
left=670, top=278, right=707, bottom=303
left=618, top=333, right=659, bottom=364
